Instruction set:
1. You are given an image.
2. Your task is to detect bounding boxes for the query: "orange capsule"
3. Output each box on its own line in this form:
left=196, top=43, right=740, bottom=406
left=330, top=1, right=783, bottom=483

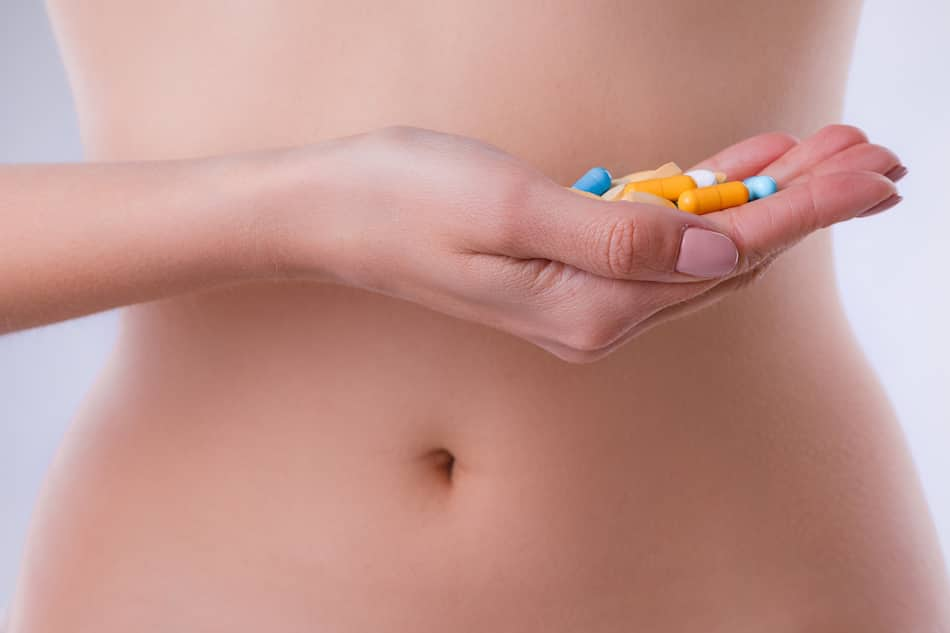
left=620, top=174, right=698, bottom=201
left=677, top=181, right=750, bottom=215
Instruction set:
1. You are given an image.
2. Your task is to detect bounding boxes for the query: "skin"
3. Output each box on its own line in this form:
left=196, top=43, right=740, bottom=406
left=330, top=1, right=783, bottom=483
left=4, top=0, right=948, bottom=631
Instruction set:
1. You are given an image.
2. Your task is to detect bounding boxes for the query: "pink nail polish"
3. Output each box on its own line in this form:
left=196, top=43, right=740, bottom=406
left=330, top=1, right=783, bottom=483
left=675, top=227, right=739, bottom=278
left=858, top=194, right=903, bottom=218
left=885, top=165, right=908, bottom=183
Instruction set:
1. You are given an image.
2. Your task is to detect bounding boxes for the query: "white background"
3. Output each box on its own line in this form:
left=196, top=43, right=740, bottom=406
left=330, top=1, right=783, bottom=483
left=1, top=0, right=948, bottom=606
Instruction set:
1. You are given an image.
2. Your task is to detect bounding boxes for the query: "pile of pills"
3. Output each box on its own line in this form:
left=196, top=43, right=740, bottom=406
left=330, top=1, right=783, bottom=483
left=569, top=162, right=777, bottom=214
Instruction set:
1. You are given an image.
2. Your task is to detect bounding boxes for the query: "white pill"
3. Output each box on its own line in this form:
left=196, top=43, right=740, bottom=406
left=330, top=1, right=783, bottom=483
left=684, top=169, right=717, bottom=188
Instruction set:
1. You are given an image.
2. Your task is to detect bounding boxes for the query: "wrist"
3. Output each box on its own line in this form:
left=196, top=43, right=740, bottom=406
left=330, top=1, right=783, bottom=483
left=211, top=140, right=353, bottom=286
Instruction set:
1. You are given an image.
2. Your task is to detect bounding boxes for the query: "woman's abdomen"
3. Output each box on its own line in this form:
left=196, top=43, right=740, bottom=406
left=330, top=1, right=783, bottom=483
left=12, top=279, right=948, bottom=631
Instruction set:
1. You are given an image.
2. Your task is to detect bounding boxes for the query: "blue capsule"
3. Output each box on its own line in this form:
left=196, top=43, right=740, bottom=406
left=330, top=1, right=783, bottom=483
left=571, top=167, right=612, bottom=196
left=743, top=175, right=778, bottom=201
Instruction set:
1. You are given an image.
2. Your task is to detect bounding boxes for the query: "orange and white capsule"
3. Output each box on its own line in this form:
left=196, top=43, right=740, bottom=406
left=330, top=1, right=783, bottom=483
left=619, top=169, right=716, bottom=201
left=677, top=181, right=750, bottom=215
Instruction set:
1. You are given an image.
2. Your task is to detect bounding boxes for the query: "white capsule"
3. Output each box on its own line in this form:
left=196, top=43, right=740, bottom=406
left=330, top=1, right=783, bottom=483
left=684, top=169, right=717, bottom=188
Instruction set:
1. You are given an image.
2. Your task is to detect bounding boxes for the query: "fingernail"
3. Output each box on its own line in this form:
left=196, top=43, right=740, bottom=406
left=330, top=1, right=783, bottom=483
left=885, top=164, right=908, bottom=183
left=858, top=194, right=903, bottom=218
left=675, top=227, right=739, bottom=278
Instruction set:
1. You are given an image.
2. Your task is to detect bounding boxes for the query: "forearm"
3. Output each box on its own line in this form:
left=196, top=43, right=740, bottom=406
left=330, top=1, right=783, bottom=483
left=0, top=151, right=300, bottom=334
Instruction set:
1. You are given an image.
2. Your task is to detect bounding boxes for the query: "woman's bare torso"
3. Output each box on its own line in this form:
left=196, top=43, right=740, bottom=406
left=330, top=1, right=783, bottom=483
left=10, top=1, right=949, bottom=631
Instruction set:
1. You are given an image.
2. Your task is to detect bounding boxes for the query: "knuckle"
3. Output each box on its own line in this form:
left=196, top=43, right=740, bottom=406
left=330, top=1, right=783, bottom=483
left=594, top=217, right=653, bottom=278
left=825, top=124, right=869, bottom=146
left=560, top=317, right=624, bottom=354
left=498, top=169, right=538, bottom=213
left=521, top=267, right=634, bottom=355
left=605, top=219, right=638, bottom=277
left=557, top=347, right=608, bottom=365
left=489, top=171, right=539, bottom=249
left=798, top=181, right=823, bottom=231
left=724, top=212, right=759, bottom=271
left=520, top=259, right=574, bottom=297
left=772, top=131, right=801, bottom=147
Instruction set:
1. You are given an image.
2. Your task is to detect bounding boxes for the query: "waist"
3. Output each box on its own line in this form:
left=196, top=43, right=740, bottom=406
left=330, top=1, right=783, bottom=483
left=101, top=275, right=893, bottom=477
left=91, top=267, right=889, bottom=490
left=106, top=257, right=855, bottom=425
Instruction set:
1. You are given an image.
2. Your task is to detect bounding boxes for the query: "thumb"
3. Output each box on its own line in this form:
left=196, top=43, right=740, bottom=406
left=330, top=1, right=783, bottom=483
left=498, top=181, right=740, bottom=282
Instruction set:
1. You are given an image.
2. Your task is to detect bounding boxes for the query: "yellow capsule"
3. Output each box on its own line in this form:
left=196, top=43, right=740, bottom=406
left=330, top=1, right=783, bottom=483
left=677, top=181, right=749, bottom=215
left=714, top=171, right=727, bottom=184
left=621, top=174, right=699, bottom=201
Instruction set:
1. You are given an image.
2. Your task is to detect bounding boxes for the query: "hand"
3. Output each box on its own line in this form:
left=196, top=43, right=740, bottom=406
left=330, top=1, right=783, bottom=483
left=276, top=124, right=903, bottom=363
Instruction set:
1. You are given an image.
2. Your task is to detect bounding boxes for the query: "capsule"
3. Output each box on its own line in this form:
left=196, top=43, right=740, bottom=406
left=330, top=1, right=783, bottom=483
left=677, top=181, right=750, bottom=214
left=621, top=174, right=700, bottom=201
left=571, top=167, right=612, bottom=196
left=606, top=162, right=684, bottom=199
